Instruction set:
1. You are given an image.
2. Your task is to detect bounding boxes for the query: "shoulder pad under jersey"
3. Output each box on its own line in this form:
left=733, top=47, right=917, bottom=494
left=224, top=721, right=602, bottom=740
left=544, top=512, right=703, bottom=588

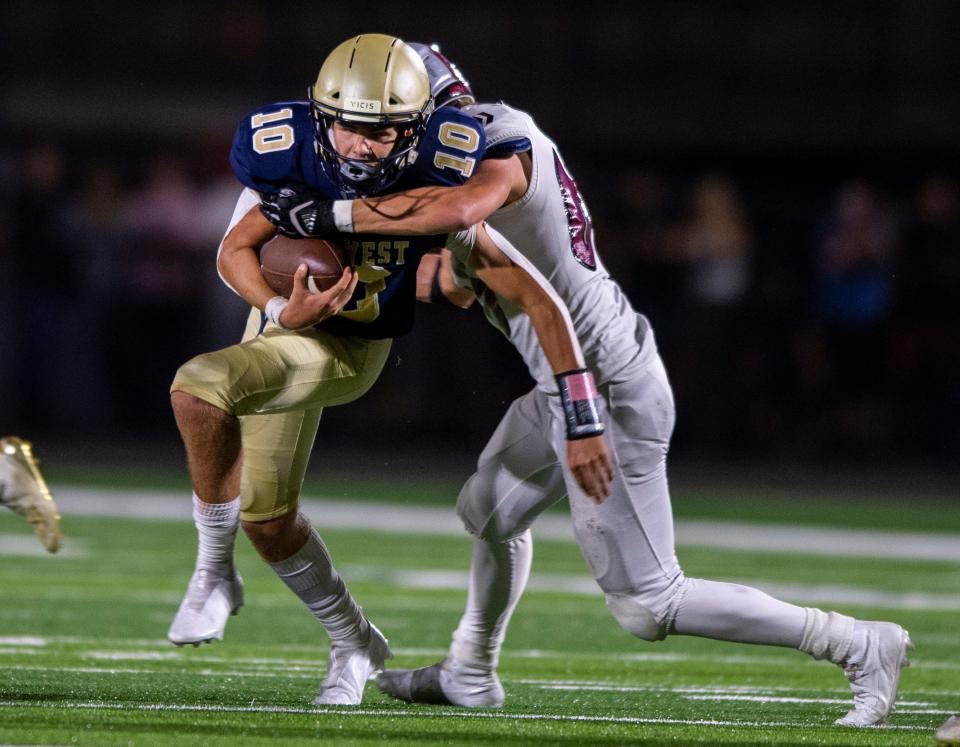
left=229, top=101, right=336, bottom=196
left=395, top=106, right=487, bottom=190
left=462, top=102, right=533, bottom=159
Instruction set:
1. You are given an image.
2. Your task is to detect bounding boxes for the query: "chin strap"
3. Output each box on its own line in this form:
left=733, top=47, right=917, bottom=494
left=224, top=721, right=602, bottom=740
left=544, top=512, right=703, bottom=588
left=556, top=369, right=604, bottom=440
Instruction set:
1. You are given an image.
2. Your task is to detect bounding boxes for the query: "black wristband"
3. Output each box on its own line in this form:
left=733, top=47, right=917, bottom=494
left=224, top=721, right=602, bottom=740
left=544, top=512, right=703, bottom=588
left=556, top=369, right=604, bottom=440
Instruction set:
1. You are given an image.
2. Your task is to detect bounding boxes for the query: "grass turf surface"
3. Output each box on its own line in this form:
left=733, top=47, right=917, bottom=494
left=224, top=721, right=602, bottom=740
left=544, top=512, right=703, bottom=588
left=1, top=481, right=958, bottom=745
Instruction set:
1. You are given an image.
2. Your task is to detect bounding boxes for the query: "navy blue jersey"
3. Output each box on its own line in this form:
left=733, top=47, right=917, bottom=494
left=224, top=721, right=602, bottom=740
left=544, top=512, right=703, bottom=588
left=230, top=102, right=486, bottom=339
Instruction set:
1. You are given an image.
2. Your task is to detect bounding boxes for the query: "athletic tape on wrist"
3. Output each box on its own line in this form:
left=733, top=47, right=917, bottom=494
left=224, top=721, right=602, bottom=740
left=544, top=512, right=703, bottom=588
left=333, top=200, right=354, bottom=233
left=556, top=369, right=604, bottom=440
left=264, top=296, right=289, bottom=328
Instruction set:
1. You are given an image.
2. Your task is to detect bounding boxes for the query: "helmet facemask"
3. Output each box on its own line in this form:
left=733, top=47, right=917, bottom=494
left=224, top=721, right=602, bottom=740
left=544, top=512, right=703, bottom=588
left=310, top=99, right=429, bottom=197
left=309, top=34, right=434, bottom=197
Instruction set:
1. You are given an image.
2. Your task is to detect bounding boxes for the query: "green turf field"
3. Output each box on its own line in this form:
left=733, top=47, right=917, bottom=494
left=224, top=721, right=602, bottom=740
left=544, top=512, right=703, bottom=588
left=1, top=478, right=958, bottom=745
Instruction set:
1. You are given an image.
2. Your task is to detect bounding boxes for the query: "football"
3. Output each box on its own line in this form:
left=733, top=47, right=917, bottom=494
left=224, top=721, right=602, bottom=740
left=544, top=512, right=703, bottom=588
left=260, top=235, right=349, bottom=298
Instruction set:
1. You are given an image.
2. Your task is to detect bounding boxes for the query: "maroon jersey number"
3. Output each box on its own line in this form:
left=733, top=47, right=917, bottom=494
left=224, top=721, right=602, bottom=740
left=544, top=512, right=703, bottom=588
left=553, top=150, right=597, bottom=270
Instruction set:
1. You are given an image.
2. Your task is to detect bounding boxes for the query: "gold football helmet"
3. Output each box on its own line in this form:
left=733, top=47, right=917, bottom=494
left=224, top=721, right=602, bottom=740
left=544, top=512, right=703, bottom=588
left=310, top=33, right=433, bottom=195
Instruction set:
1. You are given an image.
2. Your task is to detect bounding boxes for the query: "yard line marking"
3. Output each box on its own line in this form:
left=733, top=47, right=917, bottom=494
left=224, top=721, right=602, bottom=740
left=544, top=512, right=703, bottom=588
left=5, top=664, right=953, bottom=708
left=0, top=699, right=934, bottom=732
left=0, top=534, right=86, bottom=557
left=3, top=664, right=320, bottom=679
left=514, top=679, right=960, bottom=700
left=339, top=565, right=960, bottom=611
left=50, top=488, right=960, bottom=561
left=527, top=683, right=934, bottom=707
left=682, top=694, right=932, bottom=706
left=0, top=636, right=47, bottom=646
left=11, top=642, right=960, bottom=672
left=84, top=651, right=185, bottom=661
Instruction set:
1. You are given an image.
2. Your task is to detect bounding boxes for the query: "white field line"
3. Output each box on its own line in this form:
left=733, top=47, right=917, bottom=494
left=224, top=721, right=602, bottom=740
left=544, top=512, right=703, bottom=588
left=0, top=533, right=86, bottom=557
left=6, top=578, right=959, bottom=613
left=5, top=639, right=960, bottom=673
left=338, top=564, right=960, bottom=611
left=540, top=688, right=951, bottom=714
left=0, top=637, right=47, bottom=646
left=530, top=685, right=934, bottom=707
left=514, top=678, right=960, bottom=699
left=7, top=645, right=960, bottom=706
left=0, top=699, right=936, bottom=732
left=45, top=487, right=960, bottom=561
left=3, top=662, right=956, bottom=709
left=9, top=520, right=960, bottom=612
left=3, top=664, right=320, bottom=679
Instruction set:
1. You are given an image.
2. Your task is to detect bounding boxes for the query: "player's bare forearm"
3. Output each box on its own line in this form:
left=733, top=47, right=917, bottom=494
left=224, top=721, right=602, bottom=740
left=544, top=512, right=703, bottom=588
left=470, top=262, right=579, bottom=372
left=218, top=206, right=280, bottom=310
left=469, top=224, right=582, bottom=374
left=351, top=158, right=515, bottom=235
left=466, top=223, right=614, bottom=501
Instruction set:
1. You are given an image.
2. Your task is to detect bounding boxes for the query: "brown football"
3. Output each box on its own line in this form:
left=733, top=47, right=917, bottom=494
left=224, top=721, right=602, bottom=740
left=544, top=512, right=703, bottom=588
left=260, top=235, right=349, bottom=298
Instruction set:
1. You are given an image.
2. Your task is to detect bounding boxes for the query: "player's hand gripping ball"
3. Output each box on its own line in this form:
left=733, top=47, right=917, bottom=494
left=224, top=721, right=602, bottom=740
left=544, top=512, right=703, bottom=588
left=260, top=235, right=350, bottom=298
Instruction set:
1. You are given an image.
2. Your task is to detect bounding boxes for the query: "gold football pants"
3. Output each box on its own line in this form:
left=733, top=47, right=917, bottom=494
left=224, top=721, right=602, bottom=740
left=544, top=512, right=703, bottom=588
left=171, top=309, right=391, bottom=521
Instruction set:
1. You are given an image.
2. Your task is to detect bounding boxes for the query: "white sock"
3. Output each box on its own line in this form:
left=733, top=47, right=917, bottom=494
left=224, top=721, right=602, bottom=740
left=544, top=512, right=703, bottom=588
left=193, top=494, right=240, bottom=571
left=670, top=577, right=807, bottom=647
left=798, top=609, right=856, bottom=664
left=270, top=526, right=368, bottom=647
left=449, top=530, right=533, bottom=670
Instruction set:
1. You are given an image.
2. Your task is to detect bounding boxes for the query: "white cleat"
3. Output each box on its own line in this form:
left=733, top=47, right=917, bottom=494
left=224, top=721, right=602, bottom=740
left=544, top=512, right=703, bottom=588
left=168, top=567, right=244, bottom=646
left=834, top=621, right=912, bottom=727
left=375, top=657, right=505, bottom=708
left=937, top=715, right=960, bottom=747
left=0, top=437, right=62, bottom=553
left=313, top=622, right=392, bottom=706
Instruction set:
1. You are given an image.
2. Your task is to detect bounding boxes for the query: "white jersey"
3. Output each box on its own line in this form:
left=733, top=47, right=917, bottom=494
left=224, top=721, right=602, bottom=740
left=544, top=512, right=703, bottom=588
left=450, top=103, right=650, bottom=392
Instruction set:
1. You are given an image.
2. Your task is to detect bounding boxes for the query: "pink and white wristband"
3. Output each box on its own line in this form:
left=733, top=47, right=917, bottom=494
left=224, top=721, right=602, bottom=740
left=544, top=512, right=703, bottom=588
left=556, top=369, right=604, bottom=440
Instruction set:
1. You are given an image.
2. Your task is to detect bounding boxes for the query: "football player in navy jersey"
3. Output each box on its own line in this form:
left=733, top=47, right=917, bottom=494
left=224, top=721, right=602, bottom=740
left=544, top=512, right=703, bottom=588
left=260, top=43, right=913, bottom=728
left=166, top=33, right=612, bottom=707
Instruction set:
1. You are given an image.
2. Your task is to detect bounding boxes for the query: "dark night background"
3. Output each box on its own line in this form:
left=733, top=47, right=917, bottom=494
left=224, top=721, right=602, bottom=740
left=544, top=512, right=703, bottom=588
left=1, top=1, right=957, bottom=487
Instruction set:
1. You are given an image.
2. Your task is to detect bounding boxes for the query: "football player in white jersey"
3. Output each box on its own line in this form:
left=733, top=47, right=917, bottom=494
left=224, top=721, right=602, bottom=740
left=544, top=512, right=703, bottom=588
left=0, top=436, right=61, bottom=553
left=259, top=44, right=913, bottom=727
left=168, top=33, right=612, bottom=707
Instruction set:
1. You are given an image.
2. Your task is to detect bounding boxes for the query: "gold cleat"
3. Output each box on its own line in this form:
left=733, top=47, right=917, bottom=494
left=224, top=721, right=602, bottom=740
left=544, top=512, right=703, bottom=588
left=0, top=437, right=62, bottom=553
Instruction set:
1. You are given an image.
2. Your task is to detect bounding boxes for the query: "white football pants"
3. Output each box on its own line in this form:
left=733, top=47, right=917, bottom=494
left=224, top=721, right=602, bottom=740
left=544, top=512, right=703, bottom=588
left=450, top=343, right=846, bottom=668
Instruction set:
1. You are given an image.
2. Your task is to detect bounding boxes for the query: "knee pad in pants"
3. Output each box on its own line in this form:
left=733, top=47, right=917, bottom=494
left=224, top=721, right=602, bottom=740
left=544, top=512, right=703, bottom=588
left=605, top=593, right=670, bottom=641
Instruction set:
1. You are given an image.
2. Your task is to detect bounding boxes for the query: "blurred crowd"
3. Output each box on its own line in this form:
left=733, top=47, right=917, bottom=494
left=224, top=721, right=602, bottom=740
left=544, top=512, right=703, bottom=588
left=592, top=165, right=960, bottom=463
left=1, top=138, right=958, bottom=466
